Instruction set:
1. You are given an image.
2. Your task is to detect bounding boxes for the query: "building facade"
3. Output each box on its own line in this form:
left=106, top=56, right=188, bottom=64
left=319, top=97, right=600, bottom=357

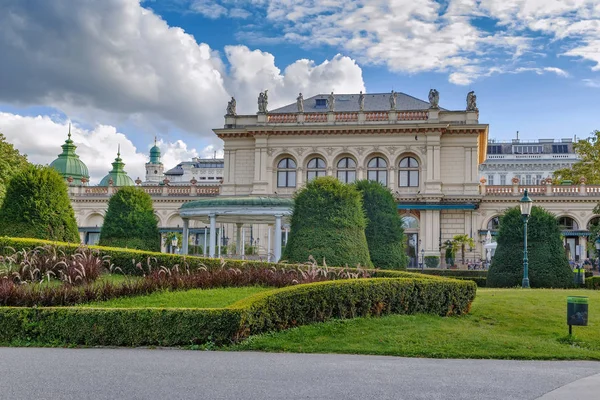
left=479, top=138, right=579, bottom=186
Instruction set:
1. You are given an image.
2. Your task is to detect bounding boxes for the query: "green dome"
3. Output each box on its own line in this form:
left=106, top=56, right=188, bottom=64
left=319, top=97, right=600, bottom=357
left=148, top=137, right=162, bottom=164
left=50, top=128, right=90, bottom=186
left=99, top=148, right=135, bottom=187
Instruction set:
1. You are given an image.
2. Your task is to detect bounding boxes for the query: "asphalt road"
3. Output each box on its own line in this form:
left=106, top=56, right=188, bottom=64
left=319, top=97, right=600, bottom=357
left=1, top=348, right=599, bottom=400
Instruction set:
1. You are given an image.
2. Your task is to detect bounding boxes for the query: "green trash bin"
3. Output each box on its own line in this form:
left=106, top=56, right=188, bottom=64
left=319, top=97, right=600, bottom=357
left=567, top=296, right=588, bottom=327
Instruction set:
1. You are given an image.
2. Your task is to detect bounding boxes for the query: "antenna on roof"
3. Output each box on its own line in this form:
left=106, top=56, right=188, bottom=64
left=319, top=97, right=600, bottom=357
left=213, top=151, right=216, bottom=159
left=516, top=131, right=519, bottom=141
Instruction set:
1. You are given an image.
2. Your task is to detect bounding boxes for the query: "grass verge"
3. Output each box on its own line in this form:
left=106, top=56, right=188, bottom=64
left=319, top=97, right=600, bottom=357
left=81, top=286, right=272, bottom=309
left=232, top=288, right=600, bottom=360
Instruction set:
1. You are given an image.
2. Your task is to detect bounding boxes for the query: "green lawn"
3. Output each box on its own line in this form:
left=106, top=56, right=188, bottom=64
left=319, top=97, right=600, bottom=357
left=233, top=288, right=600, bottom=360
left=82, top=286, right=272, bottom=309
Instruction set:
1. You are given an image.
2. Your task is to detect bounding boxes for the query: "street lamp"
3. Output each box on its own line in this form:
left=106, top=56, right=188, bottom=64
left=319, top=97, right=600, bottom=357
left=420, top=248, right=425, bottom=272
left=595, top=239, right=600, bottom=272
left=519, top=189, right=533, bottom=288
left=171, top=235, right=178, bottom=254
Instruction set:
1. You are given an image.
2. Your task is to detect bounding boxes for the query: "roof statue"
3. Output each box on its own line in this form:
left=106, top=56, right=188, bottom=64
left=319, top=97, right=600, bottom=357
left=226, top=96, right=236, bottom=116
left=467, top=91, right=478, bottom=112
left=328, top=91, right=335, bottom=112
left=428, top=89, right=439, bottom=109
left=296, top=92, right=304, bottom=113
left=358, top=91, right=365, bottom=111
left=389, top=90, right=397, bottom=110
left=258, top=90, right=269, bottom=113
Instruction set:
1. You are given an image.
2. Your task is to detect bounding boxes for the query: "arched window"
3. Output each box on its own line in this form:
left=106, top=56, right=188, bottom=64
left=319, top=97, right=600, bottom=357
left=487, top=216, right=500, bottom=231
left=277, top=158, right=297, bottom=188
left=398, top=157, right=419, bottom=187
left=367, top=157, right=387, bottom=186
left=588, top=217, right=600, bottom=230
left=337, top=157, right=356, bottom=183
left=558, top=217, right=578, bottom=230
left=402, top=215, right=419, bottom=230
left=306, top=157, right=326, bottom=181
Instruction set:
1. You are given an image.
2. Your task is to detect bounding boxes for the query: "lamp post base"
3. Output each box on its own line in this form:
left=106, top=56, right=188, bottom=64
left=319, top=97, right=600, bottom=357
left=522, top=277, right=530, bottom=289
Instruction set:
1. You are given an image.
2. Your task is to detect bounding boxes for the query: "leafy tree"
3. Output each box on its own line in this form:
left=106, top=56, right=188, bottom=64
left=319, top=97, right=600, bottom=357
left=452, top=234, right=475, bottom=265
left=554, top=130, right=600, bottom=183
left=0, top=133, right=29, bottom=206
left=487, top=206, right=573, bottom=288
left=0, top=165, right=79, bottom=242
left=100, top=186, right=160, bottom=251
left=354, top=180, right=407, bottom=269
left=283, top=176, right=372, bottom=267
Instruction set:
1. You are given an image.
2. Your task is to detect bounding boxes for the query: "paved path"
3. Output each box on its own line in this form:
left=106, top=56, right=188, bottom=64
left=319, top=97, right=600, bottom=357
left=1, top=348, right=599, bottom=399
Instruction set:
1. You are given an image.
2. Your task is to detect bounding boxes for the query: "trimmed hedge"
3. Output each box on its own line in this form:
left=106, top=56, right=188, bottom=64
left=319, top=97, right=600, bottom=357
left=0, top=277, right=476, bottom=347
left=586, top=276, right=600, bottom=290
left=487, top=206, right=573, bottom=288
left=284, top=177, right=372, bottom=267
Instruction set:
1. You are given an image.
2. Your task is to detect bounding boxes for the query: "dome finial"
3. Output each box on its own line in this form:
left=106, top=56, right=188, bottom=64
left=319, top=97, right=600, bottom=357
left=154, top=136, right=157, bottom=146
left=117, top=144, right=120, bottom=157
left=68, top=123, right=71, bottom=139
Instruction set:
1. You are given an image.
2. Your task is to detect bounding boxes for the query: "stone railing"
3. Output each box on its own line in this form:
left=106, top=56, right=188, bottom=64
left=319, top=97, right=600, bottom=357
left=70, top=184, right=220, bottom=198
left=483, top=183, right=600, bottom=197
left=264, top=110, right=429, bottom=125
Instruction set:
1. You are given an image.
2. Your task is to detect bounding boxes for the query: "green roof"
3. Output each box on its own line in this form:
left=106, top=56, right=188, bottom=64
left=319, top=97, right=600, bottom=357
left=49, top=127, right=90, bottom=185
left=99, top=147, right=135, bottom=187
left=181, top=196, right=293, bottom=209
left=149, top=138, right=161, bottom=164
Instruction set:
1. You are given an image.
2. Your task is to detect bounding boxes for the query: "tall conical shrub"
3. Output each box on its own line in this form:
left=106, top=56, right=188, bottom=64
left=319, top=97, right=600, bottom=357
left=100, top=186, right=160, bottom=251
left=487, top=206, right=573, bottom=288
left=354, top=180, right=407, bottom=269
left=0, top=165, right=79, bottom=242
left=283, top=176, right=372, bottom=267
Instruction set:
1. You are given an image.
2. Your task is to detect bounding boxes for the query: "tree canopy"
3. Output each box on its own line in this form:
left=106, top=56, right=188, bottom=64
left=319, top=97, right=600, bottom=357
left=354, top=180, right=407, bottom=269
left=554, top=130, right=600, bottom=183
left=487, top=206, right=573, bottom=288
left=0, top=165, right=79, bottom=242
left=0, top=133, right=29, bottom=206
left=283, top=176, right=372, bottom=267
left=99, top=186, right=160, bottom=251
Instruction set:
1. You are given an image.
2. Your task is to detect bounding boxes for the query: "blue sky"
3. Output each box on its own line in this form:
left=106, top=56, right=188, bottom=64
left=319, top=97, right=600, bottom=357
left=0, top=0, right=599, bottom=181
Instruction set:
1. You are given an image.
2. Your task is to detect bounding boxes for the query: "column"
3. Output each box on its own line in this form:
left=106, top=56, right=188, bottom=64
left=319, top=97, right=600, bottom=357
left=209, top=214, right=216, bottom=257
left=580, top=236, right=587, bottom=261
left=182, top=218, right=189, bottom=255
left=236, top=223, right=243, bottom=256
left=274, top=215, right=283, bottom=262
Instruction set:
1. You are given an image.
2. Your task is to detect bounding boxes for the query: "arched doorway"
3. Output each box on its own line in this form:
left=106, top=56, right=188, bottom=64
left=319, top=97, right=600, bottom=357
left=401, top=214, right=419, bottom=268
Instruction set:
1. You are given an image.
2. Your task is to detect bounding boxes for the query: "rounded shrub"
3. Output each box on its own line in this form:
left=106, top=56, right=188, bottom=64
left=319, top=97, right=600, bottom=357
left=354, top=180, right=407, bottom=269
left=0, top=165, right=79, bottom=242
left=99, top=186, right=160, bottom=251
left=283, top=176, right=372, bottom=267
left=0, top=133, right=29, bottom=207
left=487, top=206, right=573, bottom=288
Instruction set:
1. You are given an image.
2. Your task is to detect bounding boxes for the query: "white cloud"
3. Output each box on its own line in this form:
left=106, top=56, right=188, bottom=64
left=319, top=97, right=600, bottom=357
left=224, top=46, right=365, bottom=113
left=0, top=113, right=217, bottom=185
left=0, top=0, right=366, bottom=142
left=583, top=78, right=600, bottom=88
left=190, top=0, right=228, bottom=19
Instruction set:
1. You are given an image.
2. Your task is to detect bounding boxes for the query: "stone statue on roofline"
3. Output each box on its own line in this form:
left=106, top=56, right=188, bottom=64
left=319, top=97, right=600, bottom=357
left=466, top=91, right=478, bottom=112
left=328, top=91, right=335, bottom=112
left=296, top=92, right=304, bottom=113
left=389, top=90, right=397, bottom=110
left=428, top=89, right=439, bottom=109
left=226, top=96, right=236, bottom=116
left=258, top=90, right=269, bottom=113
left=358, top=91, right=365, bottom=111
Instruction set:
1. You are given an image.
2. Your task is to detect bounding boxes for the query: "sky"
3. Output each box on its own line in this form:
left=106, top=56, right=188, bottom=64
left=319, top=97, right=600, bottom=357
left=0, top=0, right=599, bottom=183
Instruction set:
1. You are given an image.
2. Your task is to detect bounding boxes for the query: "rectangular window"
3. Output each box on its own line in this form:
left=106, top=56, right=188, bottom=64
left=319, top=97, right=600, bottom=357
left=552, top=144, right=568, bottom=154
left=487, top=174, right=494, bottom=185
left=277, top=171, right=287, bottom=187
left=488, top=145, right=502, bottom=155
left=500, top=175, right=506, bottom=185
left=525, top=175, right=532, bottom=185
left=399, top=170, right=408, bottom=187
left=315, top=99, right=327, bottom=108
left=536, top=175, right=543, bottom=185
left=513, top=145, right=543, bottom=154
left=338, top=170, right=356, bottom=184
